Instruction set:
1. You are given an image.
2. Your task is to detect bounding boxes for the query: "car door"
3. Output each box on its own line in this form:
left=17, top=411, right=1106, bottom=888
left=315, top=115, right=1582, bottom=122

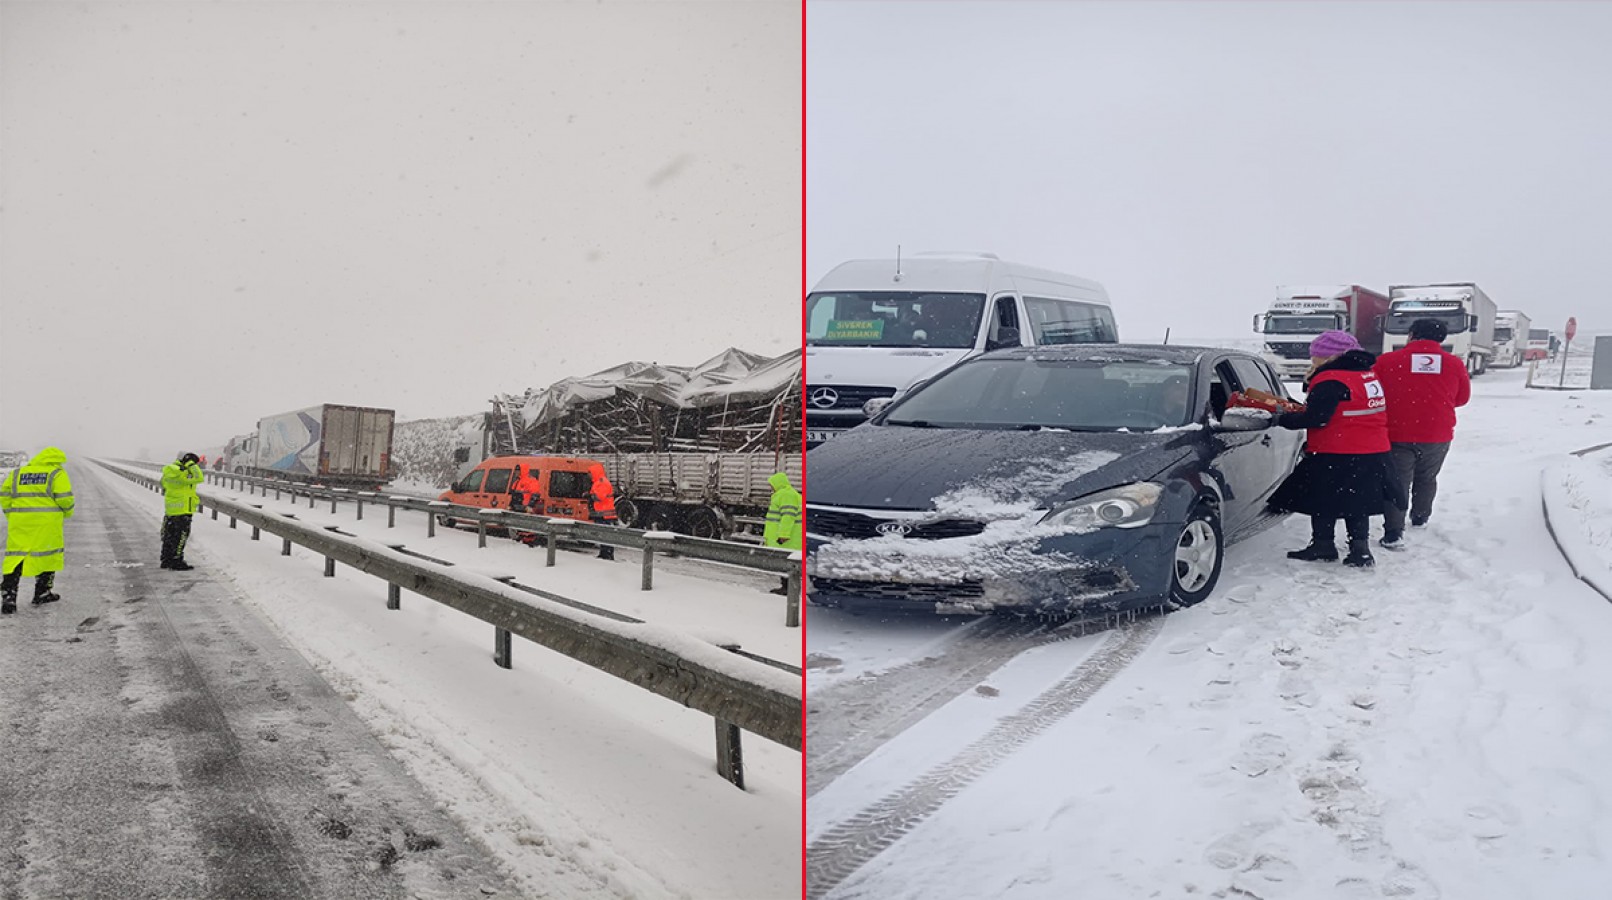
left=480, top=464, right=515, bottom=509
left=1227, top=356, right=1305, bottom=526
left=1203, top=356, right=1264, bottom=537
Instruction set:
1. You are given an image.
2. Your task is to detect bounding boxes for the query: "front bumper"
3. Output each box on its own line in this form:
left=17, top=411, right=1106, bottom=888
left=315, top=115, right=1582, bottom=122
left=805, top=521, right=1177, bottom=615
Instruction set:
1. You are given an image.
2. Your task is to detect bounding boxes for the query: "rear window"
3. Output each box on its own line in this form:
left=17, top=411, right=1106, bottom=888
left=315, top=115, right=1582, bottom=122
left=549, top=470, right=592, bottom=499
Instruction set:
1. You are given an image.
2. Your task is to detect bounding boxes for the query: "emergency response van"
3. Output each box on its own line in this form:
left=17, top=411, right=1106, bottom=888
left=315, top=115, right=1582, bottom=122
left=436, top=455, right=602, bottom=532
left=805, top=251, right=1117, bottom=446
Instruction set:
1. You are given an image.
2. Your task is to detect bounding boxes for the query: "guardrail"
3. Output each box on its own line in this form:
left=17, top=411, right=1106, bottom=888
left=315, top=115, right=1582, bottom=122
left=100, top=460, right=802, bottom=790
left=121, top=462, right=801, bottom=627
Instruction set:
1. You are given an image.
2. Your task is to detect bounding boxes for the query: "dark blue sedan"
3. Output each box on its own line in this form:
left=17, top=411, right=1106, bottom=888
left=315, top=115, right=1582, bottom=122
left=805, top=345, right=1305, bottom=615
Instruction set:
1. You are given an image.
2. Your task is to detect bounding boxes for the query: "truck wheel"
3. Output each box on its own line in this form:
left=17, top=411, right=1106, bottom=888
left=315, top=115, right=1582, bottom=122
left=614, top=499, right=640, bottom=529
left=686, top=508, right=723, bottom=540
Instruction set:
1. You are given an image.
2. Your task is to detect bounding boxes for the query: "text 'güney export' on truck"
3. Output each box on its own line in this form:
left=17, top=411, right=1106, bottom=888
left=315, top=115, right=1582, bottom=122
left=1252, top=285, right=1389, bottom=381
left=222, top=404, right=396, bottom=490
left=1383, top=283, right=1497, bottom=376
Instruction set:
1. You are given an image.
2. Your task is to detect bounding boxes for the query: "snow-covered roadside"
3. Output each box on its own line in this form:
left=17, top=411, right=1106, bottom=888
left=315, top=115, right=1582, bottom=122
left=85, top=464, right=801, bottom=900
left=1543, top=446, right=1612, bottom=599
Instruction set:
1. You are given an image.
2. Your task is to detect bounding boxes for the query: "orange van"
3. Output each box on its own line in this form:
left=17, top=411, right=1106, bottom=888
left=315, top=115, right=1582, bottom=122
left=437, top=455, right=601, bottom=531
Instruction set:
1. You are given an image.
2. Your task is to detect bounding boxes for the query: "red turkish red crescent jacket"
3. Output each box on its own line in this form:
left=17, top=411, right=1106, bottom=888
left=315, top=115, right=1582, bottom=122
left=1305, top=368, right=1391, bottom=454
left=1373, top=340, right=1472, bottom=443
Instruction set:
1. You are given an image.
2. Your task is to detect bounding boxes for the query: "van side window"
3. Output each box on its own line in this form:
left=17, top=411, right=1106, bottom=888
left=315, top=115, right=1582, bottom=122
left=549, top=470, right=591, bottom=500
left=483, top=468, right=513, bottom=494
left=456, top=470, right=485, bottom=493
left=986, top=297, right=1021, bottom=350
left=1023, top=297, right=1119, bottom=344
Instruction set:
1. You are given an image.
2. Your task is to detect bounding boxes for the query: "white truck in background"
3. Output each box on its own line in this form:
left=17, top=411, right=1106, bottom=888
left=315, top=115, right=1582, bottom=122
left=225, top=404, right=396, bottom=489
left=1383, top=283, right=1498, bottom=376
left=1252, top=285, right=1390, bottom=381
left=1491, top=310, right=1531, bottom=368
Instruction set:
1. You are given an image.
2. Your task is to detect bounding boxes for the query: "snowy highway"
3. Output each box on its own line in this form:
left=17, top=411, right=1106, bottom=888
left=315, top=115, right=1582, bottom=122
left=2, top=462, right=801, bottom=899
left=806, top=363, right=1612, bottom=900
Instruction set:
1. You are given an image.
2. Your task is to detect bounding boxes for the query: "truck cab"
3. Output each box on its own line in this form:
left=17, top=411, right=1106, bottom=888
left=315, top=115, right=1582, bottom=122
left=1253, top=285, right=1388, bottom=381
left=437, top=455, right=601, bottom=529
left=1492, top=310, right=1531, bottom=368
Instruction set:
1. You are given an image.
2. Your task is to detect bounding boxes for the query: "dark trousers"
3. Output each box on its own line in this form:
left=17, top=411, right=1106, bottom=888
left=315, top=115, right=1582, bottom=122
left=1312, top=515, right=1369, bottom=546
left=1, top=560, right=55, bottom=603
left=1382, top=442, right=1452, bottom=532
left=161, top=514, right=193, bottom=563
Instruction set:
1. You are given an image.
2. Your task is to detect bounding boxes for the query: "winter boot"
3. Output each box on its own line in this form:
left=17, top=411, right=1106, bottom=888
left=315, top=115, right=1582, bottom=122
left=1379, top=530, right=1406, bottom=551
left=166, top=560, right=195, bottom=571
left=1410, top=515, right=1429, bottom=528
left=1343, top=540, right=1375, bottom=568
left=31, top=592, right=61, bottom=606
left=1, top=599, right=14, bottom=615
left=1287, top=542, right=1339, bottom=562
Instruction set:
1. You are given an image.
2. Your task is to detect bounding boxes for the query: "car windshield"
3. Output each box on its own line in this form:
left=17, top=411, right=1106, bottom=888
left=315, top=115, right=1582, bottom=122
left=806, top=291, right=985, bottom=349
left=883, top=358, right=1198, bottom=430
left=1263, top=314, right=1340, bottom=334
left=1385, top=301, right=1469, bottom=334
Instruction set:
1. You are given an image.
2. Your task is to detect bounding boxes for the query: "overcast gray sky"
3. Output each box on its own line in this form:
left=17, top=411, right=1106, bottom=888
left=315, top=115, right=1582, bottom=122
left=1, top=0, right=799, bottom=460
left=807, top=0, right=1611, bottom=346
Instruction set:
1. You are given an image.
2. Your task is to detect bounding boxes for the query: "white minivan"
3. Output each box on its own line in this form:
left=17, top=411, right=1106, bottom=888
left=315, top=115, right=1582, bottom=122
left=804, top=252, right=1117, bottom=446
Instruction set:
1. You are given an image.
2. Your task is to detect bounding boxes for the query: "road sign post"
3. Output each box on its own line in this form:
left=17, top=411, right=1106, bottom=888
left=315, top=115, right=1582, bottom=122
left=1559, top=316, right=1578, bottom=387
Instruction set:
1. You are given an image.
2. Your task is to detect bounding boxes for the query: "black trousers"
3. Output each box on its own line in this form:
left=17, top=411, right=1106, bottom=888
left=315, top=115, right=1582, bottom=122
left=161, top=514, right=193, bottom=563
left=1, top=559, right=55, bottom=602
left=1311, top=514, right=1369, bottom=546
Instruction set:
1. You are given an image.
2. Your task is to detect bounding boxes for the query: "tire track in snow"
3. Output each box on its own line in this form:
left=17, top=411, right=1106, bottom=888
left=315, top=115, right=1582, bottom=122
left=807, top=616, right=1164, bottom=900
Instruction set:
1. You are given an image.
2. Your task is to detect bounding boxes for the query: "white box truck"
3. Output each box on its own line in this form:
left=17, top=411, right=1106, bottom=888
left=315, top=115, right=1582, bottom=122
left=805, top=251, right=1117, bottom=446
left=1384, top=283, right=1497, bottom=376
left=1252, top=285, right=1390, bottom=381
left=1492, top=310, right=1531, bottom=368
left=245, top=404, right=396, bottom=489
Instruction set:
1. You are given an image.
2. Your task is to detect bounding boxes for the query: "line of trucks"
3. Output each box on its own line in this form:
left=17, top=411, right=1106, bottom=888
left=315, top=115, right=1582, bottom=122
left=1252, top=282, right=1545, bottom=380
left=220, top=404, right=796, bottom=542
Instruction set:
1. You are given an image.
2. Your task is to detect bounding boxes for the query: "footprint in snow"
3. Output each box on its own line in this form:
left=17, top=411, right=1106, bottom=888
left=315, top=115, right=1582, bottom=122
left=1232, top=732, right=1289, bottom=777
left=1380, top=859, right=1441, bottom=898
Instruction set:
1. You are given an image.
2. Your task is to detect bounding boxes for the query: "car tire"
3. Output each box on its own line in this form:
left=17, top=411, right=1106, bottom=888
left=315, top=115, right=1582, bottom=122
left=437, top=515, right=455, bottom=529
left=1170, top=504, right=1223, bottom=607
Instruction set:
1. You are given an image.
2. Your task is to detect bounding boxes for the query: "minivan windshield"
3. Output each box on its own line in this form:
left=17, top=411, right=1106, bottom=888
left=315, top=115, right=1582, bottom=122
left=884, top=358, right=1198, bottom=430
left=806, top=291, right=986, bottom=349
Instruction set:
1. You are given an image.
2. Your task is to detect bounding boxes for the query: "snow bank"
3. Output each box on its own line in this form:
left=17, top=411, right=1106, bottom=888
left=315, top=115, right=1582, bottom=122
left=1542, top=451, right=1612, bottom=598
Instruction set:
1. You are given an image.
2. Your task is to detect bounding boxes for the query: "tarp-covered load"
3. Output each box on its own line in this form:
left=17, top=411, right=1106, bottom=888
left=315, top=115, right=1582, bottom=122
left=491, top=348, right=802, bottom=455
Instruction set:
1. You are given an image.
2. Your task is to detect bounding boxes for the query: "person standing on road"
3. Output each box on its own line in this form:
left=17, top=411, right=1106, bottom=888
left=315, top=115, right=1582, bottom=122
left=763, top=472, right=802, bottom=596
left=586, top=462, right=619, bottom=560
left=1373, top=317, right=1472, bottom=548
left=1, top=447, right=75, bottom=614
left=161, top=452, right=205, bottom=570
left=511, top=464, right=543, bottom=514
left=1266, top=331, right=1397, bottom=569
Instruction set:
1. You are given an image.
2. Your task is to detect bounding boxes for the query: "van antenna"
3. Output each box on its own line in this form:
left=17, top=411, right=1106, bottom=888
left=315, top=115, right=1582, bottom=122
left=894, top=244, right=902, bottom=283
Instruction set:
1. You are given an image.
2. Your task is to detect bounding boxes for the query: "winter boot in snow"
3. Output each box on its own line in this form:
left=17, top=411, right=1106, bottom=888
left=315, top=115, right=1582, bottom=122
left=1287, top=542, right=1339, bottom=562
left=1, top=598, right=14, bottom=615
left=31, top=593, right=61, bottom=606
left=1343, top=540, right=1375, bottom=568
left=1410, top=515, right=1429, bottom=528
left=1379, top=530, right=1406, bottom=551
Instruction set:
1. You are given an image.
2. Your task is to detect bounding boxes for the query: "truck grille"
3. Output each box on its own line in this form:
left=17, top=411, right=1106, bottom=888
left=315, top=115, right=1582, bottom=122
left=808, top=508, right=987, bottom=540
left=1267, top=342, right=1312, bottom=360
left=813, top=578, right=985, bottom=603
left=805, top=384, right=897, bottom=411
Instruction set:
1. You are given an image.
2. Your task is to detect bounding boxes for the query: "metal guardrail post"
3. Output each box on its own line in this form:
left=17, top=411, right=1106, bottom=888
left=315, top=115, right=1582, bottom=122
left=229, top=515, right=237, bottom=529
left=642, top=534, right=672, bottom=591
left=211, top=507, right=219, bottom=521
left=309, top=492, right=316, bottom=509
left=715, top=719, right=744, bottom=789
left=786, top=569, right=802, bottom=628
left=494, top=628, right=513, bottom=669
left=324, top=556, right=336, bottom=577
left=387, top=503, right=396, bottom=529
left=356, top=498, right=364, bottom=521
left=546, top=520, right=577, bottom=566
left=330, top=495, right=338, bottom=514
left=275, top=485, right=281, bottom=500
left=387, top=583, right=401, bottom=610
left=251, top=525, right=261, bottom=541
left=282, top=538, right=292, bottom=556
left=477, top=518, right=488, bottom=548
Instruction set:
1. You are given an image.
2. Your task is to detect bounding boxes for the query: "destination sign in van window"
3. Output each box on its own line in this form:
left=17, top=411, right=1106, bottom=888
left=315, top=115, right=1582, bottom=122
left=824, top=319, right=886, bottom=341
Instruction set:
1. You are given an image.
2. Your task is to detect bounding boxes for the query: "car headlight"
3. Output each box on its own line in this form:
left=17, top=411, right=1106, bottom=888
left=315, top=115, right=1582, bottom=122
left=1039, top=483, right=1165, bottom=530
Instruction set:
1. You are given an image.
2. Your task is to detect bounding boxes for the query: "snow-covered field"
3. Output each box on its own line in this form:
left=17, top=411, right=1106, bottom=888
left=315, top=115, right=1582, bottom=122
left=71, top=465, right=801, bottom=899
left=806, top=364, right=1612, bottom=900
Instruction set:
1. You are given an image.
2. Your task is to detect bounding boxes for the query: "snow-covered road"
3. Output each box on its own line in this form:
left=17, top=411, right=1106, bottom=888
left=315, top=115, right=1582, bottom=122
left=2, top=462, right=801, bottom=899
left=806, top=365, right=1612, bottom=900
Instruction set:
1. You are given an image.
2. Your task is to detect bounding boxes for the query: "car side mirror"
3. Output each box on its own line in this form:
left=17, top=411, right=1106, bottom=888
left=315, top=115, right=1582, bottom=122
left=863, top=397, right=894, bottom=418
left=1214, top=408, right=1274, bottom=432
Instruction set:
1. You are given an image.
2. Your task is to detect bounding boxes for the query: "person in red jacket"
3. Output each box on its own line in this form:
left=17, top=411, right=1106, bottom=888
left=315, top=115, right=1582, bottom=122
left=1372, top=318, right=1472, bottom=548
left=1266, top=330, right=1399, bottom=568
left=587, top=462, right=619, bottom=560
